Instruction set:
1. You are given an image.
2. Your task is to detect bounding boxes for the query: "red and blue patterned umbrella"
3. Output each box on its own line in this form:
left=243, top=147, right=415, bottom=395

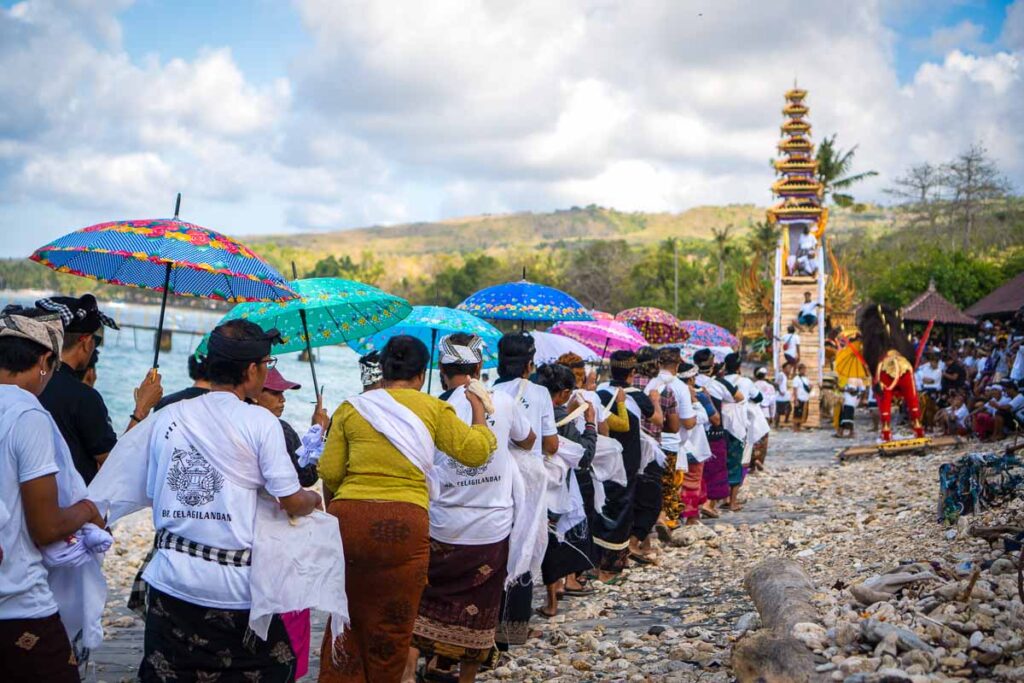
left=679, top=320, right=740, bottom=350
left=30, top=195, right=296, bottom=368
left=616, top=306, right=690, bottom=344
left=458, top=279, right=592, bottom=323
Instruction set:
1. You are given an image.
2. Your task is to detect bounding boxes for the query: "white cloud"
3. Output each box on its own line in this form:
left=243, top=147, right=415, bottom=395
left=915, top=20, right=986, bottom=56
left=0, top=0, right=1022, bottom=256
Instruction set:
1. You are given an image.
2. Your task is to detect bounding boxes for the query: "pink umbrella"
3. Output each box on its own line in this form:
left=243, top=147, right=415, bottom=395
left=550, top=319, right=647, bottom=358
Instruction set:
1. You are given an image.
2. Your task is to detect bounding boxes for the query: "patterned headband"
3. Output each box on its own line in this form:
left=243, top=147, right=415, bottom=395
left=36, top=297, right=120, bottom=331
left=0, top=308, right=64, bottom=359
left=359, top=358, right=383, bottom=387
left=439, top=334, right=484, bottom=365
left=610, top=357, right=637, bottom=370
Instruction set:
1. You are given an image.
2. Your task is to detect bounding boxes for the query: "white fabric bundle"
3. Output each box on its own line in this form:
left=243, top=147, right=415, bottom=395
left=742, top=400, right=771, bottom=466
left=638, top=430, right=666, bottom=471
left=506, top=446, right=548, bottom=585
left=89, top=399, right=350, bottom=643
left=590, top=435, right=626, bottom=513
left=249, top=498, right=348, bottom=640
left=40, top=524, right=112, bottom=568
left=295, top=424, right=325, bottom=468
left=465, top=379, right=495, bottom=415
left=544, top=437, right=584, bottom=515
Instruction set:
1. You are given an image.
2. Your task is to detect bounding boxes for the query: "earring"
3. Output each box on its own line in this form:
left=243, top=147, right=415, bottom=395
left=40, top=370, right=47, bottom=376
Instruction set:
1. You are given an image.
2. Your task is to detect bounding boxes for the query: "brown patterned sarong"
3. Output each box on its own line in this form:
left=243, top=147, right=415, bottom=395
left=319, top=499, right=429, bottom=682
left=0, top=613, right=78, bottom=683
left=411, top=538, right=509, bottom=663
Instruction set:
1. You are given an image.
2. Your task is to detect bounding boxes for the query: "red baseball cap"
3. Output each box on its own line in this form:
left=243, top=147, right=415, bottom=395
left=263, top=367, right=301, bottom=392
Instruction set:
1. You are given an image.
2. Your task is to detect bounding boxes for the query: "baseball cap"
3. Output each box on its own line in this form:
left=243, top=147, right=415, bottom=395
left=263, top=367, right=301, bottom=392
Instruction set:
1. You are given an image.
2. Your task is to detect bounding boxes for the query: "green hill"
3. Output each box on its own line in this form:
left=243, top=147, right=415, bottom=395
left=249, top=203, right=893, bottom=283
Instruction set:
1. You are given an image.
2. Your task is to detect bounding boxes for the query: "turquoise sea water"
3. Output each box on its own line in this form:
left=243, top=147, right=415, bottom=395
left=0, top=292, right=440, bottom=432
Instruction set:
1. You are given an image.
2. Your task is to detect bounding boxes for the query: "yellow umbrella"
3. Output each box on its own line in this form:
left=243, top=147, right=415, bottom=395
left=834, top=341, right=870, bottom=388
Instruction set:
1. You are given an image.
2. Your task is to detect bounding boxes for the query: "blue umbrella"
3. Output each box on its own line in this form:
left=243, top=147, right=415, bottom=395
left=457, top=278, right=592, bottom=325
left=351, top=306, right=502, bottom=391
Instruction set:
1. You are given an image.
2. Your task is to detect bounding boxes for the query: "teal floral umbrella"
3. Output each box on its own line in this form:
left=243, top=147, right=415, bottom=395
left=202, top=277, right=411, bottom=395
left=350, top=305, right=501, bottom=392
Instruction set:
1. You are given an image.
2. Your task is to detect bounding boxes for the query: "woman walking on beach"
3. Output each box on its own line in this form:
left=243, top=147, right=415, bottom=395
left=318, top=335, right=497, bottom=682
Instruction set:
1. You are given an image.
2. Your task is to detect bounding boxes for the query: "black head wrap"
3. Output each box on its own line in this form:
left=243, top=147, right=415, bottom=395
left=36, top=294, right=119, bottom=333
left=693, top=348, right=715, bottom=374
left=207, top=327, right=281, bottom=361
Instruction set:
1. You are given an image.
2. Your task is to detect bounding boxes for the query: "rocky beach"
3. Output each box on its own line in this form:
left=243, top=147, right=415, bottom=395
left=88, top=420, right=1024, bottom=682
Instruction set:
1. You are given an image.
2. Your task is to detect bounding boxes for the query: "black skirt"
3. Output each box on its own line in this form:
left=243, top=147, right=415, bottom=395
left=840, top=404, right=856, bottom=427
left=139, top=587, right=295, bottom=683
left=630, top=461, right=665, bottom=540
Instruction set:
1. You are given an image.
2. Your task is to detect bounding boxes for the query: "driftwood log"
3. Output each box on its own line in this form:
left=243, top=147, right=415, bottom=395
left=732, top=558, right=823, bottom=683
left=838, top=434, right=962, bottom=462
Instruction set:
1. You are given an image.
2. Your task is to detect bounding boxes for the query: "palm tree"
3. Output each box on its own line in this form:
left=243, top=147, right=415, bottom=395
left=711, top=225, right=733, bottom=286
left=816, top=134, right=878, bottom=207
left=746, top=220, right=780, bottom=280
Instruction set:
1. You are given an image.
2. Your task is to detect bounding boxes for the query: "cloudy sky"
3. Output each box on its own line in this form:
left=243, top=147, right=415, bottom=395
left=1, top=0, right=1021, bottom=257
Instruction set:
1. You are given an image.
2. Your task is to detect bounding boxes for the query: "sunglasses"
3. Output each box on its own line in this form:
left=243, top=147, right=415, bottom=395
left=260, top=357, right=278, bottom=370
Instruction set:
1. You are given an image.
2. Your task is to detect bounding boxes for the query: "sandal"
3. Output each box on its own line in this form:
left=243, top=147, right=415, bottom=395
left=629, top=552, right=655, bottom=566
left=563, top=585, right=596, bottom=597
left=601, top=574, right=628, bottom=586
left=534, top=607, right=557, bottom=619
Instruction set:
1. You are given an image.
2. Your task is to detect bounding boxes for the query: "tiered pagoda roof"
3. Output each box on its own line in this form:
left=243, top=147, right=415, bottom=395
left=767, top=87, right=826, bottom=231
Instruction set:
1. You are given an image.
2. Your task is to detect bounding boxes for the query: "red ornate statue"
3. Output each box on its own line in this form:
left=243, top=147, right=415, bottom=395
left=857, top=304, right=924, bottom=442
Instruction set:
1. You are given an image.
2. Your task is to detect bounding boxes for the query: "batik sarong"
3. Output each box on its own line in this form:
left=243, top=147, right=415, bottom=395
left=140, top=588, right=295, bottom=683
left=412, top=538, right=509, bottom=663
left=660, top=451, right=683, bottom=527
left=726, top=433, right=745, bottom=487
left=1, top=613, right=79, bottom=683
left=681, top=458, right=706, bottom=519
left=319, top=499, right=429, bottom=683
left=702, top=436, right=730, bottom=501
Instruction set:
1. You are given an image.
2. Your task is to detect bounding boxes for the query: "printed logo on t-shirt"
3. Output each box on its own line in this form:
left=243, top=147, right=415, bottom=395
left=442, top=453, right=491, bottom=479
left=167, top=444, right=224, bottom=506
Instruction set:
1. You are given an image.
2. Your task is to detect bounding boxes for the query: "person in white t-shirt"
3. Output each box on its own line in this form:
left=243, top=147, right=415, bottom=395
left=796, top=291, right=823, bottom=329
left=937, top=393, right=970, bottom=436
left=137, top=320, right=321, bottom=682
left=778, top=325, right=801, bottom=369
left=0, top=307, right=108, bottom=682
left=774, top=365, right=793, bottom=427
left=792, top=364, right=813, bottom=431
left=836, top=385, right=860, bottom=438
left=490, top=333, right=557, bottom=651
left=410, top=333, right=535, bottom=682
left=654, top=348, right=697, bottom=531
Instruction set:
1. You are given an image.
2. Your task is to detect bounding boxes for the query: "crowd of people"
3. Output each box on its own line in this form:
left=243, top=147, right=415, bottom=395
left=5, top=291, right=1019, bottom=682
left=1, top=294, right=786, bottom=683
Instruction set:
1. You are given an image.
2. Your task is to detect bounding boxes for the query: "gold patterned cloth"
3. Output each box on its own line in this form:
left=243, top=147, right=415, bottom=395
left=411, top=538, right=510, bottom=663
left=876, top=350, right=913, bottom=390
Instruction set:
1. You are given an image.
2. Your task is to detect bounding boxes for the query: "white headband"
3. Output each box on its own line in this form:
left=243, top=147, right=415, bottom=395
left=439, top=335, right=484, bottom=365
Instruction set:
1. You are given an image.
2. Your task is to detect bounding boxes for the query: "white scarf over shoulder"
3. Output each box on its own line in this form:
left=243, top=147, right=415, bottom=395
left=88, top=395, right=349, bottom=642
left=346, top=389, right=439, bottom=499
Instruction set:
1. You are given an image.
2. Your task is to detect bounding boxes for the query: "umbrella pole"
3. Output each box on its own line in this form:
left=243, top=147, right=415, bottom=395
left=427, top=327, right=438, bottom=394
left=292, top=262, right=321, bottom=399
left=152, top=261, right=172, bottom=369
